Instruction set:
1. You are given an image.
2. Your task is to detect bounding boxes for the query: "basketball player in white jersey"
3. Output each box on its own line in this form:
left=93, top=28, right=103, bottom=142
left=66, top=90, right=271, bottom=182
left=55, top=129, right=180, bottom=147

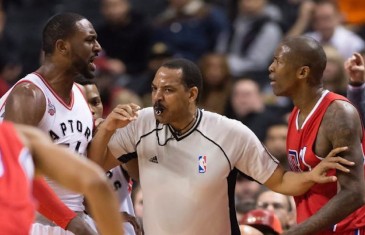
left=78, top=78, right=141, bottom=235
left=89, top=58, right=354, bottom=235
left=0, top=121, right=124, bottom=235
left=0, top=12, right=102, bottom=234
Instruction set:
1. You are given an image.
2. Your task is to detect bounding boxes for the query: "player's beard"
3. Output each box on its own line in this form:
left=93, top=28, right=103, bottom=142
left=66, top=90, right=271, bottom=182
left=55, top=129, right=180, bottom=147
left=73, top=55, right=95, bottom=79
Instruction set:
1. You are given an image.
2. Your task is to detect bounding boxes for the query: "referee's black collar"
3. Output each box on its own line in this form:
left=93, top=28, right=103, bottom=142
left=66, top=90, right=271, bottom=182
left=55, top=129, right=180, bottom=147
left=168, top=108, right=202, bottom=141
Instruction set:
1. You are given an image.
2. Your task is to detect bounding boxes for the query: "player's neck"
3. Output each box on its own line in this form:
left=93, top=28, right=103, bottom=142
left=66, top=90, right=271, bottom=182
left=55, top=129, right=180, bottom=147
left=297, top=88, right=324, bottom=117
left=36, top=65, right=75, bottom=103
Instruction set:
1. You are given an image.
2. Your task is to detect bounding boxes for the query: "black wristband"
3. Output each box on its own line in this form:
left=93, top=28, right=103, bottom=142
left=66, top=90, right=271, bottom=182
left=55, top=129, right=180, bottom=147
left=349, top=81, right=364, bottom=87
left=118, top=152, right=137, bottom=164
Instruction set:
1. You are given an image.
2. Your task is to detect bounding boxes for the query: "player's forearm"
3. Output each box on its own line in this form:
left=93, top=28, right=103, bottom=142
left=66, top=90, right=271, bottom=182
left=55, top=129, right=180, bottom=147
left=88, top=123, right=115, bottom=166
left=33, top=178, right=76, bottom=229
left=283, top=189, right=365, bottom=235
left=84, top=177, right=124, bottom=235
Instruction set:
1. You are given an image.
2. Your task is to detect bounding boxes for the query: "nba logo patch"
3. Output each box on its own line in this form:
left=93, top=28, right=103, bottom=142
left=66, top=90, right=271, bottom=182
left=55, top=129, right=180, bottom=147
left=47, top=98, right=56, bottom=116
left=198, top=155, right=207, bottom=173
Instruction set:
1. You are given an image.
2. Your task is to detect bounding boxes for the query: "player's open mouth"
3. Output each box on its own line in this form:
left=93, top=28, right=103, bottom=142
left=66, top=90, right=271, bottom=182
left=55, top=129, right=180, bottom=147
left=89, top=57, right=96, bottom=70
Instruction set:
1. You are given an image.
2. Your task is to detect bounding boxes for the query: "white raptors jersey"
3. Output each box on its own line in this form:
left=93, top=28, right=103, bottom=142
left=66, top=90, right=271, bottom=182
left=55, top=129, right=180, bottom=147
left=108, top=108, right=278, bottom=235
left=107, top=166, right=136, bottom=235
left=0, top=73, right=93, bottom=211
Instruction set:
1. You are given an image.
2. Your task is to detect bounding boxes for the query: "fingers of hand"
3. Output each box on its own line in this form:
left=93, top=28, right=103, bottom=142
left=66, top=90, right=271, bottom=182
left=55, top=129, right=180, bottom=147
left=354, top=53, right=365, bottom=65
left=351, top=65, right=365, bottom=72
left=327, top=146, right=348, bottom=158
left=323, top=155, right=353, bottom=172
left=130, top=103, right=141, bottom=112
left=332, top=161, right=350, bottom=173
left=322, top=175, right=337, bottom=183
left=330, top=156, right=355, bottom=166
left=113, top=105, right=139, bottom=120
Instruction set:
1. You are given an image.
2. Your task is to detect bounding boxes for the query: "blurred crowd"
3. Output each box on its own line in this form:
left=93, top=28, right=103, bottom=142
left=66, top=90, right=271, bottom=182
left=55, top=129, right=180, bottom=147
left=1, top=0, right=365, bottom=234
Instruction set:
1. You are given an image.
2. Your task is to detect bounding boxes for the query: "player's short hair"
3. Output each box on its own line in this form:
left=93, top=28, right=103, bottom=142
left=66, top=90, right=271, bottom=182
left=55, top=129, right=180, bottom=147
left=161, top=58, right=203, bottom=103
left=281, top=36, right=327, bottom=86
left=42, top=12, right=86, bottom=55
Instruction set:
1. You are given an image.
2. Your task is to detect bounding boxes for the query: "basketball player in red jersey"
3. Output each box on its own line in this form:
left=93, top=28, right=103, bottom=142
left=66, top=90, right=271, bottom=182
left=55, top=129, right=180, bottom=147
left=0, top=121, right=124, bottom=235
left=269, top=36, right=365, bottom=234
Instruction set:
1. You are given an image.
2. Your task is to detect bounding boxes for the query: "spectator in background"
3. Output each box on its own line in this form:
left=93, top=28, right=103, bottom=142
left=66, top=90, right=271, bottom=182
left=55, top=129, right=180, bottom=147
left=256, top=189, right=296, bottom=231
left=110, top=88, right=144, bottom=111
left=336, top=0, right=365, bottom=39
left=226, top=78, right=280, bottom=141
left=269, top=0, right=309, bottom=34
left=240, top=209, right=283, bottom=235
left=129, top=0, right=167, bottom=21
left=288, top=0, right=365, bottom=60
left=92, top=70, right=143, bottom=117
left=97, top=0, right=152, bottom=76
left=235, top=173, right=263, bottom=222
left=322, top=45, right=348, bottom=96
left=198, top=52, right=232, bottom=114
left=264, top=120, right=288, bottom=170
left=0, top=4, right=22, bottom=96
left=236, top=197, right=258, bottom=223
left=152, top=0, right=229, bottom=62
left=126, top=42, right=172, bottom=102
left=235, top=174, right=263, bottom=205
left=137, top=41, right=174, bottom=107
left=284, top=0, right=316, bottom=39
left=216, top=0, right=282, bottom=81
left=344, top=52, right=365, bottom=122
left=0, top=53, right=23, bottom=97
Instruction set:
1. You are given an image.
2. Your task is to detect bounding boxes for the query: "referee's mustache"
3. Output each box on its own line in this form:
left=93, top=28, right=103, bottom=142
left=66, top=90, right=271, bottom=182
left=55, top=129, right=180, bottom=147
left=153, top=102, right=165, bottom=115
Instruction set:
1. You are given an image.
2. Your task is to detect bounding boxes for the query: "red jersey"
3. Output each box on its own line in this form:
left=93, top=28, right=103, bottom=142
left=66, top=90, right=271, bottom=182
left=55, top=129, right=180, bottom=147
left=0, top=122, right=36, bottom=234
left=287, top=91, right=365, bottom=234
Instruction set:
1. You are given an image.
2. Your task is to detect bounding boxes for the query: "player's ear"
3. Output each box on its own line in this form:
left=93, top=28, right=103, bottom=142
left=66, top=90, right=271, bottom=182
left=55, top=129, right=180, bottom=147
left=55, top=39, right=69, bottom=56
left=297, top=66, right=310, bottom=79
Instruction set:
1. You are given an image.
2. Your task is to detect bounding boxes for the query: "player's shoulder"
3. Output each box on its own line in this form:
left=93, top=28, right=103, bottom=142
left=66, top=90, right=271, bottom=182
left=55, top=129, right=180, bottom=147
left=326, top=99, right=359, bottom=119
left=10, top=73, right=44, bottom=93
left=322, top=98, right=362, bottom=134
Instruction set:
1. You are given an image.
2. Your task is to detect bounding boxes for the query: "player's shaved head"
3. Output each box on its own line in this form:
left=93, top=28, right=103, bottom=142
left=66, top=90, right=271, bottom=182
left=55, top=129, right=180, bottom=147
left=281, top=36, right=327, bottom=86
